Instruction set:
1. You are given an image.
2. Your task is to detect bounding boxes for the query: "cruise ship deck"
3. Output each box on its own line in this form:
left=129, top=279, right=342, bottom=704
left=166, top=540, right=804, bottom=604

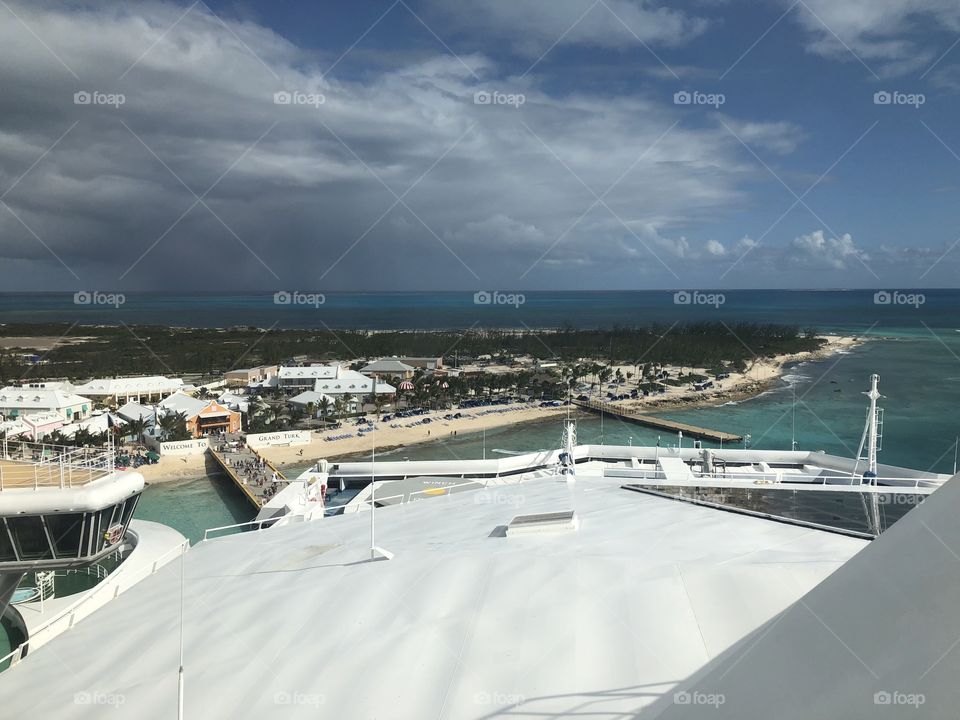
left=0, top=470, right=870, bottom=718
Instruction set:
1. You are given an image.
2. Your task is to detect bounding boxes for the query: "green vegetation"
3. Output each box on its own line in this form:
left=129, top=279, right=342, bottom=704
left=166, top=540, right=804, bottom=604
left=0, top=322, right=822, bottom=381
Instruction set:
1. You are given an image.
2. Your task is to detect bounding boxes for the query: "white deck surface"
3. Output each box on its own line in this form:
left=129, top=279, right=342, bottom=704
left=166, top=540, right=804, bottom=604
left=0, top=475, right=866, bottom=718
left=643, top=472, right=960, bottom=718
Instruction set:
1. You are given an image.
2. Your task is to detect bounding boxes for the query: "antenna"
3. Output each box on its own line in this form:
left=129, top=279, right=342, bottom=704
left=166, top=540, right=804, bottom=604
left=854, top=374, right=883, bottom=481
left=177, top=546, right=185, bottom=720
left=954, top=435, right=958, bottom=475
left=791, top=378, right=797, bottom=451
left=370, top=376, right=392, bottom=561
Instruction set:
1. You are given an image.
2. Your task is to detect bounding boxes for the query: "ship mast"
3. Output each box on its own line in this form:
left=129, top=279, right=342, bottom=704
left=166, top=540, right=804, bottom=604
left=854, top=374, right=883, bottom=482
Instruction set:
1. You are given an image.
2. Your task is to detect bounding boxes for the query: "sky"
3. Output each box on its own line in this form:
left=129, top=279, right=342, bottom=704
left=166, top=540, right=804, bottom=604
left=0, top=0, right=959, bottom=292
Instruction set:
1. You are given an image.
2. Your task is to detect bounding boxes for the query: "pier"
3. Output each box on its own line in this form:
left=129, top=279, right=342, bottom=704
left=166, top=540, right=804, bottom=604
left=573, top=399, right=744, bottom=444
left=208, top=436, right=290, bottom=509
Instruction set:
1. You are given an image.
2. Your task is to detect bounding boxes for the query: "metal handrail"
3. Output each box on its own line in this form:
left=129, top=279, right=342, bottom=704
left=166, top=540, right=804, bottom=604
left=202, top=519, right=274, bottom=541
left=0, top=440, right=114, bottom=490
left=0, top=538, right=189, bottom=670
left=603, top=467, right=934, bottom=490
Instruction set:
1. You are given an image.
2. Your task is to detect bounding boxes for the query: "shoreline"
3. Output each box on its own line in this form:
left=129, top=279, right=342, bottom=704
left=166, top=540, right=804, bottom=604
left=133, top=333, right=863, bottom=484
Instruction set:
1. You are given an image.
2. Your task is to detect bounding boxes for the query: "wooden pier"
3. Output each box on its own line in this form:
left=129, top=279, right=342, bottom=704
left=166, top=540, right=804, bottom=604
left=573, top=400, right=744, bottom=444
left=208, top=441, right=289, bottom=510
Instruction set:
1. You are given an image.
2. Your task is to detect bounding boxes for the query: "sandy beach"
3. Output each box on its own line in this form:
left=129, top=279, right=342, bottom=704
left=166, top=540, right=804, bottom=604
left=255, top=334, right=861, bottom=471
left=257, top=402, right=573, bottom=470
left=136, top=334, right=861, bottom=482
left=135, top=452, right=216, bottom=484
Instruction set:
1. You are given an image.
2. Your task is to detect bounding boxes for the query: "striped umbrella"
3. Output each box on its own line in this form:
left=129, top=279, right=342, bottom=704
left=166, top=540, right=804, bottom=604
left=398, top=380, right=414, bottom=390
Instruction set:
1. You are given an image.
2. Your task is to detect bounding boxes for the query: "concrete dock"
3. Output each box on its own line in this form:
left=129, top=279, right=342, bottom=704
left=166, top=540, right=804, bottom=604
left=208, top=438, right=290, bottom=509
left=573, top=399, right=744, bottom=444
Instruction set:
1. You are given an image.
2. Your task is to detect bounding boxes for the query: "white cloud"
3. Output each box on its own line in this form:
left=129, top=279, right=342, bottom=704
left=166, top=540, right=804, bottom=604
left=706, top=239, right=726, bottom=256
left=786, top=230, right=868, bottom=270
left=720, top=118, right=804, bottom=155
left=423, top=0, right=708, bottom=55
left=787, top=0, right=960, bottom=76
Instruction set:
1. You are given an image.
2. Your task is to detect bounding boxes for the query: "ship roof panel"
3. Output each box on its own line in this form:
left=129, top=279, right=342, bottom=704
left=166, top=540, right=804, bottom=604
left=0, top=474, right=865, bottom=718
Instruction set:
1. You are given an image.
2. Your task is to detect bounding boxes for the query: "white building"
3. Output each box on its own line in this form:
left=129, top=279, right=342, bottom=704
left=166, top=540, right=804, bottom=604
left=0, top=384, right=92, bottom=423
left=288, top=391, right=336, bottom=417
left=278, top=364, right=394, bottom=399
left=276, top=365, right=339, bottom=390
left=71, top=376, right=183, bottom=405
left=21, top=410, right=66, bottom=440
left=116, top=401, right=156, bottom=425
left=312, top=368, right=395, bottom=398
left=361, top=359, right=416, bottom=378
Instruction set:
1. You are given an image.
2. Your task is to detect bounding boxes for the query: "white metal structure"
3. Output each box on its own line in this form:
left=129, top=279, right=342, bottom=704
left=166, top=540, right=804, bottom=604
left=854, top=373, right=884, bottom=479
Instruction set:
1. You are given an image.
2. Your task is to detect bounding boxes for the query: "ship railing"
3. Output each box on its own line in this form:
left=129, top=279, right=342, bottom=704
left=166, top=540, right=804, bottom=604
left=0, top=538, right=189, bottom=672
left=202, top=518, right=277, bottom=541
left=358, top=480, right=490, bottom=509
left=604, top=466, right=935, bottom=489
left=0, top=440, right=114, bottom=490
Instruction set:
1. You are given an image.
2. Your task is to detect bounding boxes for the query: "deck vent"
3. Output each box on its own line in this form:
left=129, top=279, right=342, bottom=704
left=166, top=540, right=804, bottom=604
left=506, top=510, right=578, bottom=537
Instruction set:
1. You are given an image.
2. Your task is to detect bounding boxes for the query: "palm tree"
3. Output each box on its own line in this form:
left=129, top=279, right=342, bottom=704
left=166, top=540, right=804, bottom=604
left=318, top=396, right=331, bottom=419
left=305, top=401, right=316, bottom=419
left=341, top=393, right=354, bottom=417
left=158, top=411, right=190, bottom=441
left=73, top=427, right=96, bottom=447
left=46, top=429, right=68, bottom=446
left=373, top=395, right=385, bottom=419
left=124, top=417, right=148, bottom=445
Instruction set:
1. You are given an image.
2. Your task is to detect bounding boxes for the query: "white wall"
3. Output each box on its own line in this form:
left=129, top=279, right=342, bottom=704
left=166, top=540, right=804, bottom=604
left=147, top=437, right=211, bottom=456
left=246, top=430, right=311, bottom=448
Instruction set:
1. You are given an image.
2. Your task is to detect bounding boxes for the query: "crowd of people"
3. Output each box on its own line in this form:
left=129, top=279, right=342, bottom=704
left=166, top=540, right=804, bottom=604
left=217, top=439, right=282, bottom=502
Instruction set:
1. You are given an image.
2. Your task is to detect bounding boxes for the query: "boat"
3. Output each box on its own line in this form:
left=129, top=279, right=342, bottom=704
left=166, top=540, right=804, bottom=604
left=0, top=376, right=956, bottom=717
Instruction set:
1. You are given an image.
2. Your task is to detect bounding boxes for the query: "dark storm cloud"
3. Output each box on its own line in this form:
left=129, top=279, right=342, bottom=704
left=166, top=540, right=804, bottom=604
left=0, top=0, right=950, bottom=292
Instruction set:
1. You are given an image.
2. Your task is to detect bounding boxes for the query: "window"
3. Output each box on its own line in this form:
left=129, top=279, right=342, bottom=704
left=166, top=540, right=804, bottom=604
left=0, top=522, right=15, bottom=562
left=119, top=495, right=139, bottom=529
left=8, top=516, right=53, bottom=560
left=46, top=513, right=84, bottom=558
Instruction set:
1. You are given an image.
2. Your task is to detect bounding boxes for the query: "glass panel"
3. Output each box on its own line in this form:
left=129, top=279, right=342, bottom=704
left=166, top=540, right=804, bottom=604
left=45, top=513, right=84, bottom=558
left=0, top=521, right=15, bottom=562
left=7, top=516, right=53, bottom=560
left=93, top=508, right=113, bottom=554
left=120, top=495, right=139, bottom=529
